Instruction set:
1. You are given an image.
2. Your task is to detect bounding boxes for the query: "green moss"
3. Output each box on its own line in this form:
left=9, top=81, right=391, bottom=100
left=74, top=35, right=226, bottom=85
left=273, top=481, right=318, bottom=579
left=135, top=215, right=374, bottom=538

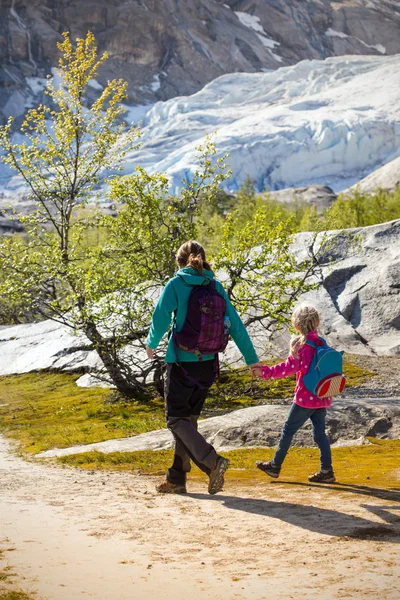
left=0, top=549, right=36, bottom=600
left=0, top=592, right=36, bottom=600
left=0, top=357, right=374, bottom=455
left=57, top=439, right=400, bottom=491
left=0, top=372, right=165, bottom=454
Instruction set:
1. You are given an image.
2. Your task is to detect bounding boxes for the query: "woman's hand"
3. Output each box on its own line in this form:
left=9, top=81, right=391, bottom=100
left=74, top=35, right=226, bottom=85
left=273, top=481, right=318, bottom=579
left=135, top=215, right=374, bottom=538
left=249, top=362, right=262, bottom=378
left=146, top=346, right=155, bottom=360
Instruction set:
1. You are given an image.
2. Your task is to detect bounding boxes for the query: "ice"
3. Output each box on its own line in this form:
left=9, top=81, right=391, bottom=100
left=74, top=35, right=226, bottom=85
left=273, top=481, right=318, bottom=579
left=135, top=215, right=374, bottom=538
left=122, top=55, right=400, bottom=193
left=2, top=55, right=399, bottom=198
left=26, top=77, right=47, bottom=95
left=122, top=103, right=154, bottom=126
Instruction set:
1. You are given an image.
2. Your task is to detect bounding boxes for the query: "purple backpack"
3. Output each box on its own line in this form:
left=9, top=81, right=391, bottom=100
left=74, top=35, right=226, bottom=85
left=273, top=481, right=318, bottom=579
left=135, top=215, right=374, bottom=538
left=173, top=280, right=229, bottom=360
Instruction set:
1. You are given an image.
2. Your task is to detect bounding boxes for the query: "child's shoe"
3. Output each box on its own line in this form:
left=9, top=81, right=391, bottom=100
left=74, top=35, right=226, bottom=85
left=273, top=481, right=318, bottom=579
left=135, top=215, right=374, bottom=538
left=156, top=480, right=187, bottom=494
left=308, top=470, right=336, bottom=483
left=256, top=460, right=281, bottom=479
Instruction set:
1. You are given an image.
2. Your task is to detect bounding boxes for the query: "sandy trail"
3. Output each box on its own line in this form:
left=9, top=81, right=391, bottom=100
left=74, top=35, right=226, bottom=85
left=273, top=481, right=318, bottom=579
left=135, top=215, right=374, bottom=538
left=0, top=436, right=399, bottom=600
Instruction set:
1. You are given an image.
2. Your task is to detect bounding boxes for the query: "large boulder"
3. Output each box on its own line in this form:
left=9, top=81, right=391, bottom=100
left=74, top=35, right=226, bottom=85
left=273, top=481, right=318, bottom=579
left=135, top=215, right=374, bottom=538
left=303, top=219, right=400, bottom=357
left=0, top=321, right=100, bottom=376
left=36, top=396, right=400, bottom=458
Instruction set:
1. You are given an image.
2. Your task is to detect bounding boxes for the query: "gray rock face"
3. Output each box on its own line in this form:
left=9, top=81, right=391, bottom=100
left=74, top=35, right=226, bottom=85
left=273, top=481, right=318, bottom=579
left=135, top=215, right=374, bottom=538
left=36, top=396, right=400, bottom=458
left=0, top=321, right=101, bottom=376
left=1, top=0, right=400, bottom=124
left=269, top=185, right=337, bottom=213
left=349, top=155, right=400, bottom=193
left=293, top=219, right=400, bottom=357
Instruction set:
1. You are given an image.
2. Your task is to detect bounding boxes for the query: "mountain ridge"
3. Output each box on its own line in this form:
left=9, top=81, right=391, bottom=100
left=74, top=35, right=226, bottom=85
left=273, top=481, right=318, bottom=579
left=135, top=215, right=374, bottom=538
left=2, top=0, right=400, bottom=124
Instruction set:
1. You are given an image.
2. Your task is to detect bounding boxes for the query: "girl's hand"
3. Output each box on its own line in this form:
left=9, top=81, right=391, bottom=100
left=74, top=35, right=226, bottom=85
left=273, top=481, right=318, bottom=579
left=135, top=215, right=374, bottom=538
left=146, top=346, right=155, bottom=360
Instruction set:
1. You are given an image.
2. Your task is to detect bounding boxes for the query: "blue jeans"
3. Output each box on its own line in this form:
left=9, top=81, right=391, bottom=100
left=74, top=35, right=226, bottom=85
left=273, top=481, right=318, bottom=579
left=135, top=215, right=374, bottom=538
left=273, top=403, right=332, bottom=471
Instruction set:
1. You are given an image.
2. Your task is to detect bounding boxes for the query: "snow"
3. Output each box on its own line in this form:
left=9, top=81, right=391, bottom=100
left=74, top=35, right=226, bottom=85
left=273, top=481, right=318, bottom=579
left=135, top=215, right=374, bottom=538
left=88, top=78, right=103, bottom=91
left=325, top=28, right=349, bottom=40
left=235, top=11, right=265, bottom=34
left=26, top=77, right=47, bottom=95
left=325, top=28, right=386, bottom=54
left=121, top=54, right=400, bottom=193
left=235, top=11, right=282, bottom=63
left=151, top=74, right=161, bottom=92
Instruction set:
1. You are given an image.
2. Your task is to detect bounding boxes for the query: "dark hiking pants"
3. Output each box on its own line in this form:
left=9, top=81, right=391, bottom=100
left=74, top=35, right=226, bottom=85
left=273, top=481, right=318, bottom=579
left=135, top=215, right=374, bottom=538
left=164, top=361, right=218, bottom=485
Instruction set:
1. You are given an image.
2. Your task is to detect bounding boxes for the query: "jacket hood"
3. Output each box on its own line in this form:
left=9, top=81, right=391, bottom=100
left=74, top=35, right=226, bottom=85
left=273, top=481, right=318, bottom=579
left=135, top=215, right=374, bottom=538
left=176, top=267, right=215, bottom=286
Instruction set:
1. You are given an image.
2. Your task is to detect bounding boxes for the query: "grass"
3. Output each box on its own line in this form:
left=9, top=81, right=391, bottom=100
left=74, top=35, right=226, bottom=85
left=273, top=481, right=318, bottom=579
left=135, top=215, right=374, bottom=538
left=0, top=547, right=36, bottom=600
left=0, top=358, right=373, bottom=455
left=0, top=372, right=165, bottom=454
left=57, top=440, right=400, bottom=490
left=0, top=593, right=35, bottom=600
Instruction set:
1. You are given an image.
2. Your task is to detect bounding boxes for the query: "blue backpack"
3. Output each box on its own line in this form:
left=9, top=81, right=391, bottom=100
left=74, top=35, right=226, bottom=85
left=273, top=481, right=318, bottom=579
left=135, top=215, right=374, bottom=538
left=302, top=337, right=346, bottom=398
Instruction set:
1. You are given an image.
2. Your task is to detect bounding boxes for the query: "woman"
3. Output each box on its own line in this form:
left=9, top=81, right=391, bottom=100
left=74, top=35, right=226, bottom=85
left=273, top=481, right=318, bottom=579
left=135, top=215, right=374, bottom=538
left=146, top=240, right=260, bottom=495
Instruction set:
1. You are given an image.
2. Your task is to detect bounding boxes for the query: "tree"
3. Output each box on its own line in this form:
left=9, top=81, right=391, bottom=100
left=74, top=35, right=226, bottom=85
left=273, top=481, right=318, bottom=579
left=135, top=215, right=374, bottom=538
left=0, top=32, right=230, bottom=397
left=212, top=207, right=318, bottom=346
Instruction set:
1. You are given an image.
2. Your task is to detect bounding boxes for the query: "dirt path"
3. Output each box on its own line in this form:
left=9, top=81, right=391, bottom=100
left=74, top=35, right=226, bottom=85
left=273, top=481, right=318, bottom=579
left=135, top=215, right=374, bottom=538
left=1, top=436, right=399, bottom=600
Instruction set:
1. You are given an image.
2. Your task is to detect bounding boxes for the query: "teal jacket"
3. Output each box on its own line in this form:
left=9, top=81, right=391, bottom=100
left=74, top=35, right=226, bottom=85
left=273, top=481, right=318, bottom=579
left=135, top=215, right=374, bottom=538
left=146, top=267, right=259, bottom=365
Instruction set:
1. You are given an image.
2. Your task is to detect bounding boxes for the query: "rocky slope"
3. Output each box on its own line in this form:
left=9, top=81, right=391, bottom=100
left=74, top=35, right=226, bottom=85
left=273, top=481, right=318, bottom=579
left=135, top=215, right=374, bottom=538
left=349, top=155, right=400, bottom=193
left=1, top=0, right=400, bottom=126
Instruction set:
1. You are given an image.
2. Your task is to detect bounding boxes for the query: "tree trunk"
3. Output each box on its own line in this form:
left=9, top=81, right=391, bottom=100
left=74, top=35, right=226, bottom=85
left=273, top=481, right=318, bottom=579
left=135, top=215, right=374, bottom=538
left=84, top=320, right=144, bottom=398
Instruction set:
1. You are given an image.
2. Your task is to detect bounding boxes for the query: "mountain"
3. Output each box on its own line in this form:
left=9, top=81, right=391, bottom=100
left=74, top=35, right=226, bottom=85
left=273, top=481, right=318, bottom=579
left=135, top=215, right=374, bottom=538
left=2, top=0, right=400, bottom=125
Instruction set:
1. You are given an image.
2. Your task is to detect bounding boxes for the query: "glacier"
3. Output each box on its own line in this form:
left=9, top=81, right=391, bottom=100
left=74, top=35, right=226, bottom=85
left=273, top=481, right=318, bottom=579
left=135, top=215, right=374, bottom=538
left=122, top=54, right=400, bottom=193
left=1, top=54, right=399, bottom=197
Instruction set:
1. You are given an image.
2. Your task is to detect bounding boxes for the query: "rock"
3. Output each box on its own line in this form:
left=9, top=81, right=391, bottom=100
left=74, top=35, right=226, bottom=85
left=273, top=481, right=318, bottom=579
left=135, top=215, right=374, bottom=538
left=0, top=216, right=24, bottom=235
left=268, top=185, right=337, bottom=213
left=1, top=0, right=400, bottom=124
left=0, top=321, right=101, bottom=376
left=292, top=219, right=400, bottom=357
left=349, top=155, right=400, bottom=193
left=35, top=396, right=400, bottom=458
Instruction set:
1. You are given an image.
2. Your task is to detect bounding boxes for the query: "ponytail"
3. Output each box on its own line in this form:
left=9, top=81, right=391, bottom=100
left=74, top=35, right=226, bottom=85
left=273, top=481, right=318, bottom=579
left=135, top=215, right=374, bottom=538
left=176, top=240, right=212, bottom=274
left=290, top=305, right=321, bottom=358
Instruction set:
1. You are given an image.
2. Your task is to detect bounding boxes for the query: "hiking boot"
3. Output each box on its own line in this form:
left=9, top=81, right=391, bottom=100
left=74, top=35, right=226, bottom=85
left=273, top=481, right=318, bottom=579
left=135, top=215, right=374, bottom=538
left=256, top=460, right=281, bottom=479
left=308, top=470, right=336, bottom=484
left=156, top=480, right=187, bottom=494
left=208, top=456, right=230, bottom=495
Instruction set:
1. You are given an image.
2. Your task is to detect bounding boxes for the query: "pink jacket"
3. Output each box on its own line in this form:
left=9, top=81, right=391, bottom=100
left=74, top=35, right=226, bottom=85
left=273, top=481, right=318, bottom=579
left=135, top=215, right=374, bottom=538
left=260, top=330, right=332, bottom=409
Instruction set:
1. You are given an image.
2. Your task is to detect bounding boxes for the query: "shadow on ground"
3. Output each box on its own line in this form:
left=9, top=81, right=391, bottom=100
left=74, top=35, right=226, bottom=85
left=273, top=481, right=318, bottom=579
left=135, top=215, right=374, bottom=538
left=187, top=484, right=400, bottom=542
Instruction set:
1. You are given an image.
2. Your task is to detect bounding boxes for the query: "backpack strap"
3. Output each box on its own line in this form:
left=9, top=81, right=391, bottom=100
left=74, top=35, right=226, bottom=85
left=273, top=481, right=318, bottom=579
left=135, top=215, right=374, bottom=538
left=305, top=337, right=326, bottom=349
left=305, top=340, right=317, bottom=349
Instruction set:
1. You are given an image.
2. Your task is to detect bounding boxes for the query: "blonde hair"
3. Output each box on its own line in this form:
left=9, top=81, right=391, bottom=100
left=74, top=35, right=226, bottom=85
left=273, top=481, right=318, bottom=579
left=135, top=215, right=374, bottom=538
left=290, top=305, right=320, bottom=358
left=176, top=240, right=212, bottom=274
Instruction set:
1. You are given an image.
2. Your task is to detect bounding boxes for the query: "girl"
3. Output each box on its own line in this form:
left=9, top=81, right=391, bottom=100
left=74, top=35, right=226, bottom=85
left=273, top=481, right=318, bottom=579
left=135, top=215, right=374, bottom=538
left=146, top=240, right=260, bottom=495
left=252, top=305, right=336, bottom=483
